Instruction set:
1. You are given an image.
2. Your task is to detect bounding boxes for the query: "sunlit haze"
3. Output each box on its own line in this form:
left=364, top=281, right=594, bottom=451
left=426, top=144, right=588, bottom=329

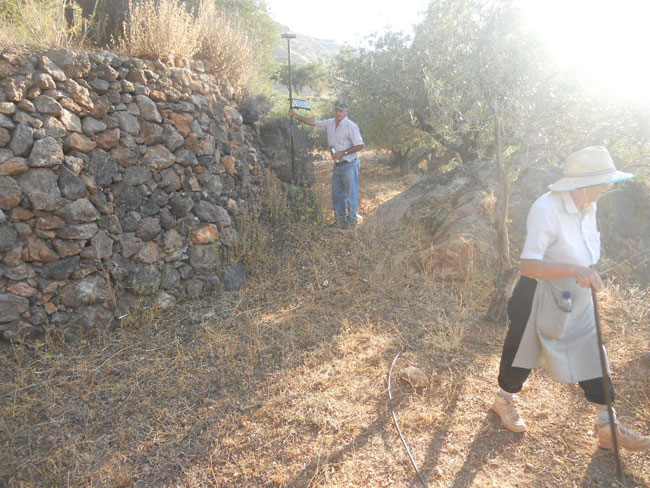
left=266, top=0, right=650, bottom=104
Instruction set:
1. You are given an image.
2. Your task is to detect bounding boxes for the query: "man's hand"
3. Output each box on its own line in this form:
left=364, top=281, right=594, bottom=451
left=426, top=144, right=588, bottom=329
left=574, top=265, right=604, bottom=292
left=332, top=151, right=345, bottom=161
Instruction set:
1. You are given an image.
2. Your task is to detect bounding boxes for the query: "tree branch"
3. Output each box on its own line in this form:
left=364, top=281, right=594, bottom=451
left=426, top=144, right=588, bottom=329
left=333, top=76, right=464, bottom=156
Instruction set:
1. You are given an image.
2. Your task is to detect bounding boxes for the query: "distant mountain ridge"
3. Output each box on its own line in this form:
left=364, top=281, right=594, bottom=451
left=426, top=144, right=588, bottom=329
left=274, top=25, right=341, bottom=65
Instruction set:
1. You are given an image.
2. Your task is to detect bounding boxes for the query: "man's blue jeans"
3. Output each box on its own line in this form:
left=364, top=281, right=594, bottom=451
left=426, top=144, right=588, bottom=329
left=332, top=158, right=359, bottom=225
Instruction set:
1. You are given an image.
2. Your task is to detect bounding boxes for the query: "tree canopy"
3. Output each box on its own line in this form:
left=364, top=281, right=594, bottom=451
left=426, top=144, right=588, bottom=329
left=272, top=60, right=331, bottom=97
left=334, top=0, right=649, bottom=176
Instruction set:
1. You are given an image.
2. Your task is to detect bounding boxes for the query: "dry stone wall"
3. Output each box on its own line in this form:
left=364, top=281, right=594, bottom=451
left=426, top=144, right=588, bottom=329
left=0, top=49, right=266, bottom=342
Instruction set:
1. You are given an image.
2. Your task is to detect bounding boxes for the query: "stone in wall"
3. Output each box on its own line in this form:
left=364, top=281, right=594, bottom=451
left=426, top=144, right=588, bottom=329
left=259, top=117, right=316, bottom=186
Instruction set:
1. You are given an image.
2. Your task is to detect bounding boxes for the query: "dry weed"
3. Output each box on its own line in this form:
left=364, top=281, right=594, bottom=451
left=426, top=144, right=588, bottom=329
left=117, top=0, right=256, bottom=90
left=118, top=0, right=201, bottom=62
left=1, top=153, right=649, bottom=487
left=197, top=2, right=255, bottom=93
left=0, top=0, right=89, bottom=50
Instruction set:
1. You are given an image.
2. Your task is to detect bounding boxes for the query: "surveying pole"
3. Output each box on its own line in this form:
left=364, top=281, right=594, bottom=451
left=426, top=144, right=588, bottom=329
left=282, top=32, right=297, bottom=184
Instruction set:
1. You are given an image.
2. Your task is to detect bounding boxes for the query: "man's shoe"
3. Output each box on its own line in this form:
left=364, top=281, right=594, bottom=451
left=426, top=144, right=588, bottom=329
left=598, top=422, right=650, bottom=451
left=328, top=221, right=347, bottom=229
left=492, top=395, right=527, bottom=432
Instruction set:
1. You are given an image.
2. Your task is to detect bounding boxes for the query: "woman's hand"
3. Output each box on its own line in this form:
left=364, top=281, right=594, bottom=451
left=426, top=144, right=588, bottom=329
left=573, top=265, right=604, bottom=292
left=520, top=259, right=605, bottom=292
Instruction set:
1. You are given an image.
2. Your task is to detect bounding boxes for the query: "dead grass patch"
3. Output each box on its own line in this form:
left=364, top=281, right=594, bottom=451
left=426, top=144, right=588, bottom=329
left=1, top=153, right=649, bottom=487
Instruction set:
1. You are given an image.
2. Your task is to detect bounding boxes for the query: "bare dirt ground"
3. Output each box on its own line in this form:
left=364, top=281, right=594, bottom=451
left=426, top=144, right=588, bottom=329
left=1, top=152, right=649, bottom=487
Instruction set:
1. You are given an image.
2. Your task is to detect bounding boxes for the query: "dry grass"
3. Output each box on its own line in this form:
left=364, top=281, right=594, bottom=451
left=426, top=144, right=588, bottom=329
left=197, top=2, right=255, bottom=93
left=118, top=0, right=202, bottom=62
left=0, top=0, right=256, bottom=91
left=1, top=153, right=649, bottom=487
left=0, top=0, right=89, bottom=50
left=117, top=0, right=256, bottom=91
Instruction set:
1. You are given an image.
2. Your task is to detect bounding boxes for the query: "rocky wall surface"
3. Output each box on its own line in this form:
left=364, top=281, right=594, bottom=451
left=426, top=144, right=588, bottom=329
left=0, top=48, right=266, bottom=342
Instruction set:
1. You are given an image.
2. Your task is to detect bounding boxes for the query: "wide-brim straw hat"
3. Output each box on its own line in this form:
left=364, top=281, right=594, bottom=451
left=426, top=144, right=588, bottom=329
left=549, top=146, right=635, bottom=192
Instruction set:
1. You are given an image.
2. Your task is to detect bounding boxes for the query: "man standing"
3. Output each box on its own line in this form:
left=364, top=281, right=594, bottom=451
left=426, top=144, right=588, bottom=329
left=289, top=101, right=364, bottom=228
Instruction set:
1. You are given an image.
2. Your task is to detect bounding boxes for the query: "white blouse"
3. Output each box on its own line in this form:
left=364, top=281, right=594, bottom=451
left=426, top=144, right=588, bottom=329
left=520, top=191, right=600, bottom=267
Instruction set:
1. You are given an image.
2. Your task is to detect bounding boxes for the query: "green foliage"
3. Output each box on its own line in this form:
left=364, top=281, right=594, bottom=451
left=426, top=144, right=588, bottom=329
left=0, top=0, right=20, bottom=22
left=335, top=31, right=433, bottom=173
left=286, top=185, right=323, bottom=226
left=273, top=60, right=332, bottom=96
left=335, top=0, right=559, bottom=168
left=334, top=0, right=650, bottom=176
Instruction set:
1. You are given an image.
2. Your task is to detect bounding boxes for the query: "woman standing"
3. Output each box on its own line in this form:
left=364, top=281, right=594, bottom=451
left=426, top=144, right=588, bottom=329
left=492, top=146, right=650, bottom=451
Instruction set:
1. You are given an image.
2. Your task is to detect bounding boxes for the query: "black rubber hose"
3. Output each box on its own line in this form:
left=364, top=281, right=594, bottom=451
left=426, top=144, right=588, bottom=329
left=388, top=348, right=428, bottom=487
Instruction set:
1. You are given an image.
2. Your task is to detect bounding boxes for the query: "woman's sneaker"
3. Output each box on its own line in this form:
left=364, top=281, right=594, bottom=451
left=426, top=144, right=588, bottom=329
left=492, top=395, right=527, bottom=432
left=598, top=422, right=650, bottom=451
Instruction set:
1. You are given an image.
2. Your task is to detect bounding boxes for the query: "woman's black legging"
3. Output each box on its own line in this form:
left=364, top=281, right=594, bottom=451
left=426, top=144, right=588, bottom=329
left=497, top=276, right=615, bottom=405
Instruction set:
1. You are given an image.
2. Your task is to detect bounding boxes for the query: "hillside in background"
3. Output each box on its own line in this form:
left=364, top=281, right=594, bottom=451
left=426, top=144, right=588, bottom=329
left=273, top=25, right=341, bottom=65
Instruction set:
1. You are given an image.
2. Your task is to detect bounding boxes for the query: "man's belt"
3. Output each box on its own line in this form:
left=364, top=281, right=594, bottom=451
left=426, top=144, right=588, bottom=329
left=334, top=157, right=358, bottom=166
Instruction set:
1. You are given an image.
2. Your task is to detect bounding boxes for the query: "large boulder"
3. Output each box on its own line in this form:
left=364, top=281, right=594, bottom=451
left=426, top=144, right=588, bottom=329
left=9, top=123, right=34, bottom=156
left=222, top=262, right=246, bottom=291
left=55, top=198, right=100, bottom=223
left=370, top=160, right=500, bottom=280
left=60, top=276, right=111, bottom=308
left=598, top=179, right=650, bottom=285
left=0, top=224, right=18, bottom=252
left=41, top=256, right=80, bottom=280
left=238, top=97, right=259, bottom=124
left=259, top=118, right=315, bottom=186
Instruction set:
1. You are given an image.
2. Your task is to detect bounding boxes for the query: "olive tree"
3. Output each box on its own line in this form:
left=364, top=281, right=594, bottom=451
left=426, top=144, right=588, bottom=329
left=334, top=0, right=567, bottom=172
left=334, top=32, right=437, bottom=174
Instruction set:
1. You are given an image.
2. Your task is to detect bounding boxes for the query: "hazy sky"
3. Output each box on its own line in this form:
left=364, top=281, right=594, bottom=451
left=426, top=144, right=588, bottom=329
left=266, top=0, right=650, bottom=104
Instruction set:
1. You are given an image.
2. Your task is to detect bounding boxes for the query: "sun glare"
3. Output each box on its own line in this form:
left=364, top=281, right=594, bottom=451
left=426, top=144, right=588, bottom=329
left=268, top=0, right=650, bottom=104
left=518, top=0, right=650, bottom=104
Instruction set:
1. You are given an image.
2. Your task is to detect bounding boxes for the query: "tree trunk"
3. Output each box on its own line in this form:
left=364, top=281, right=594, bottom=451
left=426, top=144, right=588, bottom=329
left=428, top=150, right=456, bottom=173
left=391, top=149, right=411, bottom=175
left=64, top=0, right=75, bottom=28
left=457, top=132, right=479, bottom=164
left=486, top=109, right=518, bottom=323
